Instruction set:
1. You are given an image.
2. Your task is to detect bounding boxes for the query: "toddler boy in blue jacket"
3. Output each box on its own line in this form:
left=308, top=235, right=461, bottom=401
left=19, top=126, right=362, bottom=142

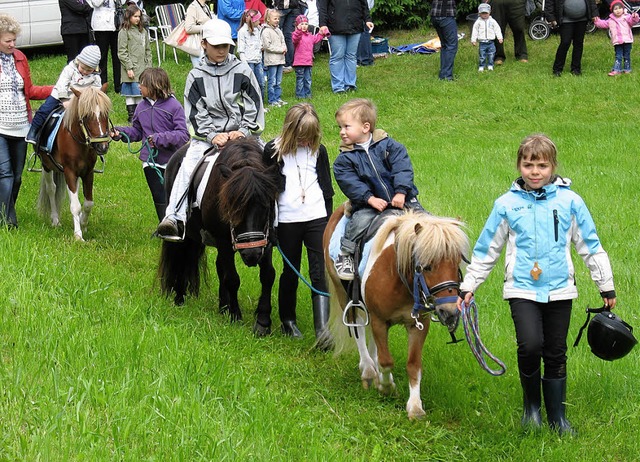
left=333, top=98, right=424, bottom=280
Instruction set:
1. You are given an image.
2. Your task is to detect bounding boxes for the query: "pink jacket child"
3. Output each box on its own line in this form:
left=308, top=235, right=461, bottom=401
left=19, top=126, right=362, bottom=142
left=291, top=14, right=329, bottom=98
left=292, top=16, right=329, bottom=67
left=594, top=0, right=640, bottom=74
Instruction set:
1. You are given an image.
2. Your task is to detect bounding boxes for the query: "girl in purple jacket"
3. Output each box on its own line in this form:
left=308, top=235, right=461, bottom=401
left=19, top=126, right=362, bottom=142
left=112, top=68, right=190, bottom=221
left=292, top=14, right=329, bottom=98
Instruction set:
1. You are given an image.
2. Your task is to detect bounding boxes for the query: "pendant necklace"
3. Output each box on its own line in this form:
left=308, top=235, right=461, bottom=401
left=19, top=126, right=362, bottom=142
left=295, top=148, right=310, bottom=204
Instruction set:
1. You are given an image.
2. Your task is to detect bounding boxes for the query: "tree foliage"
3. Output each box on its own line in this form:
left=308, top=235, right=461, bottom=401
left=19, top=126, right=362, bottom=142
left=371, top=0, right=478, bottom=30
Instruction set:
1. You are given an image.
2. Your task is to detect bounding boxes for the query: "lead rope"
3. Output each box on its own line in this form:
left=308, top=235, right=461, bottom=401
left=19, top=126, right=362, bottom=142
left=460, top=300, right=507, bottom=376
left=119, top=132, right=164, bottom=183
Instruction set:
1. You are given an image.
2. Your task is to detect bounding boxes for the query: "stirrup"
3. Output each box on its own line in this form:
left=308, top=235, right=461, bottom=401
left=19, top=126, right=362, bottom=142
left=342, top=300, right=370, bottom=327
left=27, top=151, right=42, bottom=173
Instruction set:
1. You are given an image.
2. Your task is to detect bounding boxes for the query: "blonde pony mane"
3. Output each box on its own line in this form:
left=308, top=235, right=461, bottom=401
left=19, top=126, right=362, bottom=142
left=63, top=87, right=112, bottom=131
left=370, top=211, right=469, bottom=277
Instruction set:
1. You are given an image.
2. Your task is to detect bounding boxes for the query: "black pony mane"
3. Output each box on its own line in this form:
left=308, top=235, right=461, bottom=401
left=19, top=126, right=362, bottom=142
left=213, top=139, right=279, bottom=226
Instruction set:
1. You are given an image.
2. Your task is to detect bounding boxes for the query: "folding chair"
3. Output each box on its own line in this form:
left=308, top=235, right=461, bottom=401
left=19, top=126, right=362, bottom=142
left=155, top=3, right=186, bottom=64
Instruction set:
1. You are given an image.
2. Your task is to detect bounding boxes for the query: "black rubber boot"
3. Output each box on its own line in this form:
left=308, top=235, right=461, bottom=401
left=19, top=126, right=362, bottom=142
left=281, top=320, right=303, bottom=339
left=520, top=369, right=542, bottom=430
left=126, top=104, right=136, bottom=123
left=542, top=376, right=576, bottom=436
left=312, top=295, right=333, bottom=351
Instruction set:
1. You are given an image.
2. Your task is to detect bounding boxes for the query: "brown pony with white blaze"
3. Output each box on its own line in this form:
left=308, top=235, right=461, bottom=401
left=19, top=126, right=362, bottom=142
left=324, top=205, right=469, bottom=419
left=37, top=86, right=112, bottom=241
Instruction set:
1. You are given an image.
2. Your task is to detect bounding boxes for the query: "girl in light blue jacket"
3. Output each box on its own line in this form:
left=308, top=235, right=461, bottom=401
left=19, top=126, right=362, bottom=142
left=458, top=134, right=616, bottom=436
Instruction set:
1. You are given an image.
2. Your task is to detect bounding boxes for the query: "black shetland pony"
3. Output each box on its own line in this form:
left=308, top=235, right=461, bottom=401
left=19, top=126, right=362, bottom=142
left=158, top=139, right=280, bottom=335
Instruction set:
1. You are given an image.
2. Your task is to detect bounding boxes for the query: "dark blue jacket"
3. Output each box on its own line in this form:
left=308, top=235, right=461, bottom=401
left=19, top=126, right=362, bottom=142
left=333, top=129, right=419, bottom=212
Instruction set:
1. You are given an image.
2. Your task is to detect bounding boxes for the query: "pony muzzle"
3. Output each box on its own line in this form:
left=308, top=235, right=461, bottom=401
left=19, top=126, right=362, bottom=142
left=435, top=302, right=461, bottom=333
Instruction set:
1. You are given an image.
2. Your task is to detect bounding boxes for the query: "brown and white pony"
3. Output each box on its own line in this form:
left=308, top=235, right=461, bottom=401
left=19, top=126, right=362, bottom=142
left=323, top=206, right=469, bottom=419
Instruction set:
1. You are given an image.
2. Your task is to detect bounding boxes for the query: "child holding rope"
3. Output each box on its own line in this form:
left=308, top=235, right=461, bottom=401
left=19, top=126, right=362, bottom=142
left=457, top=134, right=616, bottom=435
left=111, top=68, right=189, bottom=221
left=263, top=103, right=334, bottom=347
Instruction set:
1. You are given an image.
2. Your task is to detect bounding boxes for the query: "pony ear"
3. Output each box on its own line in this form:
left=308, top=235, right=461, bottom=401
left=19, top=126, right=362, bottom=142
left=414, top=223, right=423, bottom=235
left=71, top=87, right=81, bottom=98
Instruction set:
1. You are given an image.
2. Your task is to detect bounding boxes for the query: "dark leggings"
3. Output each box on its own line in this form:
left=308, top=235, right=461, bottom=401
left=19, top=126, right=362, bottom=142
left=509, top=298, right=573, bottom=378
left=277, top=217, right=328, bottom=322
left=144, top=166, right=166, bottom=221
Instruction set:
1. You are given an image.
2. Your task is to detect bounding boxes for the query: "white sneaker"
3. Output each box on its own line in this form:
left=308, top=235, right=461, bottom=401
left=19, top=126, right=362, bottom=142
left=478, top=66, right=484, bottom=72
left=277, top=99, right=288, bottom=106
left=334, top=253, right=355, bottom=281
left=488, top=65, right=494, bottom=71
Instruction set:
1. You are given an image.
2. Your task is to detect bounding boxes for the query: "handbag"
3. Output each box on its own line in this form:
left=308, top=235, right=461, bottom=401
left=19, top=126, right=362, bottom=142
left=163, top=21, right=203, bottom=57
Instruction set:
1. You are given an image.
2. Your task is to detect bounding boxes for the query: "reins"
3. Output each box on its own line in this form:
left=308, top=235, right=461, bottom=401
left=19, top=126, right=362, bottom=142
left=460, top=300, right=507, bottom=376
left=118, top=132, right=164, bottom=183
left=276, top=243, right=330, bottom=297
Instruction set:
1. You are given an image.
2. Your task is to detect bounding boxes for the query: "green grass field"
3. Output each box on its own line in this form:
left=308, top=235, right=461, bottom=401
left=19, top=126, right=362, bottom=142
left=1, top=27, right=639, bottom=460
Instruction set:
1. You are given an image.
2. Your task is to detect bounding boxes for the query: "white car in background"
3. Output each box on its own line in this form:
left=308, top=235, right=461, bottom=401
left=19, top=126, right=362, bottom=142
left=1, top=0, right=63, bottom=48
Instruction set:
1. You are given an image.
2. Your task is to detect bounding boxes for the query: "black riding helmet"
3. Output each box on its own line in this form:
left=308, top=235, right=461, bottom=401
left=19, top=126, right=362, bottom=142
left=587, top=311, right=637, bottom=361
left=574, top=306, right=637, bottom=361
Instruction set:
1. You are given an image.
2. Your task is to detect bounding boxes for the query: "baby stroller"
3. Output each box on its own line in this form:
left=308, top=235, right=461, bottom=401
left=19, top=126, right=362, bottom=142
left=528, top=0, right=596, bottom=40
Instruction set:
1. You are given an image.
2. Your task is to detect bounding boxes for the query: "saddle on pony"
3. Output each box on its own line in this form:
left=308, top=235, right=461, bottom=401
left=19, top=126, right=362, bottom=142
left=35, top=106, right=65, bottom=154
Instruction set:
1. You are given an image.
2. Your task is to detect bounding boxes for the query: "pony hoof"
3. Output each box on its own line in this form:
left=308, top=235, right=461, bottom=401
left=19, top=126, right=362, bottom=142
left=362, top=378, right=374, bottom=390
left=229, top=312, right=243, bottom=323
left=174, top=294, right=185, bottom=306
left=253, top=321, right=271, bottom=337
left=74, top=234, right=85, bottom=242
left=378, top=383, right=396, bottom=396
left=408, top=408, right=426, bottom=420
left=219, top=304, right=229, bottom=314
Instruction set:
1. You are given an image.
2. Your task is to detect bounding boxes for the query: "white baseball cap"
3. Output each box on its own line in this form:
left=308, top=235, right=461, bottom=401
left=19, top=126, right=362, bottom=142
left=202, top=19, right=235, bottom=46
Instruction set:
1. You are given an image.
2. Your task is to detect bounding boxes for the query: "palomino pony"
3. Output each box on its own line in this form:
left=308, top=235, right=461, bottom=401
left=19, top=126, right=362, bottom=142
left=36, top=86, right=112, bottom=241
left=158, top=139, right=280, bottom=334
left=323, top=205, right=470, bottom=419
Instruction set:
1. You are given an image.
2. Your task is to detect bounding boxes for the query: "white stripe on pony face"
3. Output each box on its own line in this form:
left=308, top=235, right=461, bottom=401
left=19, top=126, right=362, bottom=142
left=94, top=104, right=108, bottom=138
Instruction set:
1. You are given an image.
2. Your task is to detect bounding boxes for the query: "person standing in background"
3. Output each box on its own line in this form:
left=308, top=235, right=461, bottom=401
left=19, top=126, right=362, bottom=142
left=185, top=0, right=214, bottom=68
left=545, top=0, right=598, bottom=76
left=317, top=0, right=373, bottom=93
left=429, top=0, right=458, bottom=80
left=0, top=14, right=53, bottom=228
left=272, top=0, right=303, bottom=73
left=491, top=0, right=529, bottom=65
left=87, top=0, right=122, bottom=93
left=217, top=0, right=246, bottom=53
left=59, top=0, right=94, bottom=64
left=118, top=3, right=151, bottom=121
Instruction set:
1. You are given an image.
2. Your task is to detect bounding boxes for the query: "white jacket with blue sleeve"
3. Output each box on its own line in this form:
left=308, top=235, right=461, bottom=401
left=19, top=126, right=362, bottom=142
left=461, top=176, right=615, bottom=303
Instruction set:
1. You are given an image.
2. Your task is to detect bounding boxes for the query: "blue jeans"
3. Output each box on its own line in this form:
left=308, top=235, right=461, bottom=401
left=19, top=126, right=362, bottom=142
left=29, top=95, right=62, bottom=139
left=613, top=43, right=632, bottom=72
left=294, top=66, right=312, bottom=98
left=277, top=8, right=297, bottom=67
left=430, top=16, right=458, bottom=80
left=479, top=41, right=496, bottom=67
left=247, top=61, right=265, bottom=103
left=328, top=33, right=361, bottom=93
left=0, top=134, right=27, bottom=226
left=266, top=64, right=283, bottom=104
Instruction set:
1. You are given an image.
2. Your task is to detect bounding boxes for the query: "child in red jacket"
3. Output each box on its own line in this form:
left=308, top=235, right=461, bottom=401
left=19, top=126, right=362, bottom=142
left=292, top=14, right=329, bottom=98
